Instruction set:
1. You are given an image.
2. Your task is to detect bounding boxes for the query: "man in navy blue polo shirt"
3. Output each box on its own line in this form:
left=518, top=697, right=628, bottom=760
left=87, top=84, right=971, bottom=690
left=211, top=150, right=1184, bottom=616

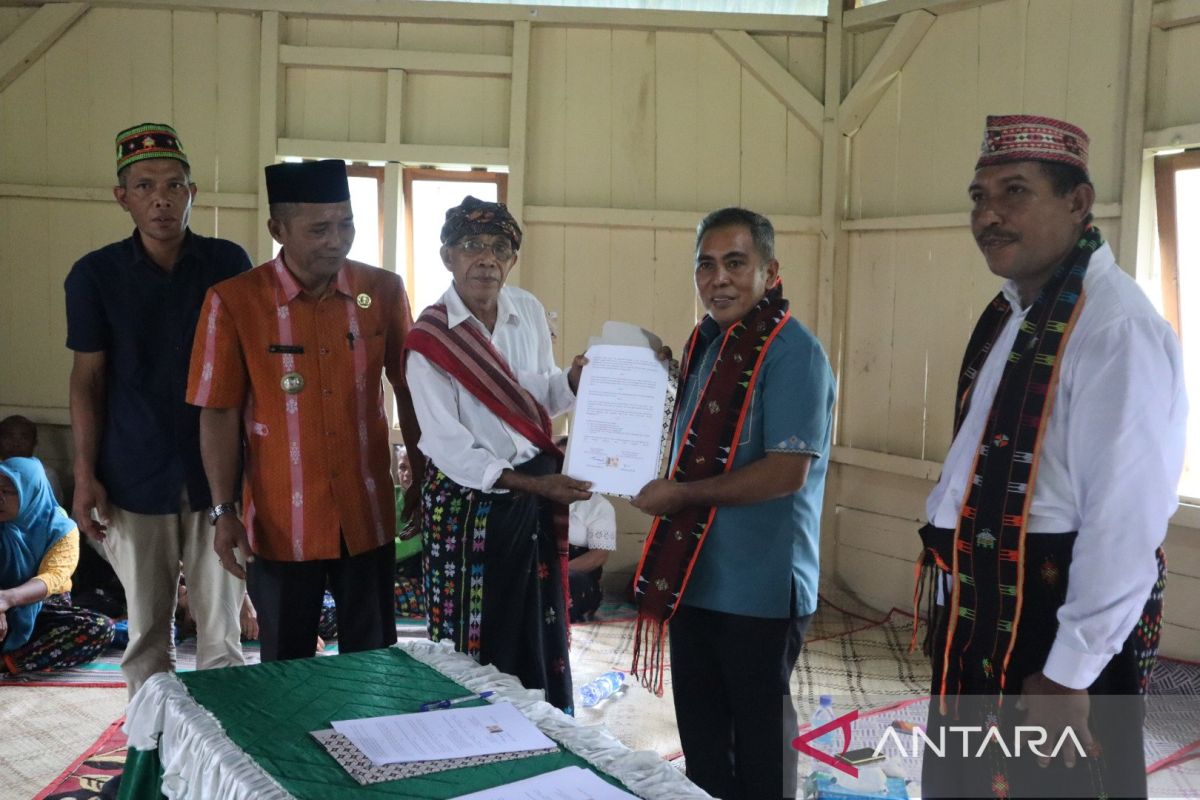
left=65, top=123, right=251, bottom=696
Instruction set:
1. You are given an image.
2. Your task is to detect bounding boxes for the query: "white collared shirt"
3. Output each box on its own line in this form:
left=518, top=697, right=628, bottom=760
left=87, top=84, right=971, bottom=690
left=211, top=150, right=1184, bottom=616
left=406, top=284, right=575, bottom=492
left=925, top=243, right=1188, bottom=689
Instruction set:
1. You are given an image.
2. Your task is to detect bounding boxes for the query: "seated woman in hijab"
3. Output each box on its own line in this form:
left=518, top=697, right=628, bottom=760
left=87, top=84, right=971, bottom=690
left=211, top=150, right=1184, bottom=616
left=1, top=457, right=114, bottom=674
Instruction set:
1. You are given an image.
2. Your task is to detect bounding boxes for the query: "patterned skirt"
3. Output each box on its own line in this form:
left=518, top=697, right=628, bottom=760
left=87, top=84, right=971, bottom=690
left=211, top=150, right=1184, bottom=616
left=918, top=524, right=1166, bottom=799
left=422, top=455, right=573, bottom=712
left=2, top=594, right=115, bottom=674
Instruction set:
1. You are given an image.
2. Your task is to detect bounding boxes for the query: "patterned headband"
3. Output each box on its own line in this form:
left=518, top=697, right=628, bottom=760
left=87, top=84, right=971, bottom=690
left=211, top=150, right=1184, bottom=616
left=440, top=196, right=523, bottom=251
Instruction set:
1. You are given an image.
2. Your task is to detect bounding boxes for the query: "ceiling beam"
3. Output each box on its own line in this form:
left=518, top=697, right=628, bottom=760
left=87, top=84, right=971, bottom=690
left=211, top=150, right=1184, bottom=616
left=712, top=29, right=824, bottom=140
left=0, top=182, right=256, bottom=208
left=1143, top=123, right=1200, bottom=150
left=17, top=0, right=823, bottom=35
left=838, top=10, right=933, bottom=136
left=524, top=205, right=821, bottom=234
left=843, top=0, right=996, bottom=32
left=279, top=44, right=512, bottom=77
left=277, top=138, right=509, bottom=169
left=0, top=3, right=88, bottom=94
left=1152, top=0, right=1200, bottom=30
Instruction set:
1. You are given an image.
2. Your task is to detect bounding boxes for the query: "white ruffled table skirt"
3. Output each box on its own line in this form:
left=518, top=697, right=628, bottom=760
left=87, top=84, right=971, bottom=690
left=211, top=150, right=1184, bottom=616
left=123, top=639, right=711, bottom=800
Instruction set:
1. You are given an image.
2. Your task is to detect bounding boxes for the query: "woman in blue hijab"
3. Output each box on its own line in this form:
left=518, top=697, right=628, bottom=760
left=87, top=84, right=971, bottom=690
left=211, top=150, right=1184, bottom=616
left=1, top=457, right=113, bottom=674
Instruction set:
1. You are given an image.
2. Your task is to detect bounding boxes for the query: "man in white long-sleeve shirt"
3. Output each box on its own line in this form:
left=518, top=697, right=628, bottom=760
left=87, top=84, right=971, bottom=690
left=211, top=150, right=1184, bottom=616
left=405, top=196, right=590, bottom=712
left=917, top=115, right=1186, bottom=799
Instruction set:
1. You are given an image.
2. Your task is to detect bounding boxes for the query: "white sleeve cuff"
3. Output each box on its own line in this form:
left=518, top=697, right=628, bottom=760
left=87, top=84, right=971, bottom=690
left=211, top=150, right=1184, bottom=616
left=480, top=459, right=514, bottom=493
left=1041, top=639, right=1112, bottom=690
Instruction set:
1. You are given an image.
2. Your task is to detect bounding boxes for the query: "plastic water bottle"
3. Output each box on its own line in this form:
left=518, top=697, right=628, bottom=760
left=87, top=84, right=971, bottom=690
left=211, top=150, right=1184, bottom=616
left=806, top=695, right=838, bottom=776
left=579, top=671, right=625, bottom=708
left=111, top=619, right=129, bottom=650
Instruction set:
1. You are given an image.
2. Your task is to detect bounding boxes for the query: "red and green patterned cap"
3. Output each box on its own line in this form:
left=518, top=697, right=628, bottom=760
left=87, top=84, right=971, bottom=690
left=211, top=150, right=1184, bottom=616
left=976, top=114, right=1089, bottom=177
left=115, top=122, right=188, bottom=174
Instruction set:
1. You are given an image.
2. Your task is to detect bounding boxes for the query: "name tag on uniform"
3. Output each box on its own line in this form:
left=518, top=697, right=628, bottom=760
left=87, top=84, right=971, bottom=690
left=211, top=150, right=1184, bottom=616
left=268, top=344, right=305, bottom=354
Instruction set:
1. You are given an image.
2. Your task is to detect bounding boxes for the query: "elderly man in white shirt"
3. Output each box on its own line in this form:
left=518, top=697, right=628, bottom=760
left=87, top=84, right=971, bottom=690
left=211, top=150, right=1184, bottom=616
left=916, top=115, right=1186, bottom=799
left=405, top=196, right=589, bottom=712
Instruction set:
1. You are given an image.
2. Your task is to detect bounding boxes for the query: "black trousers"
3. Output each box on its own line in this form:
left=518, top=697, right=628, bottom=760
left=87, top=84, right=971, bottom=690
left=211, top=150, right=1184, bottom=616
left=669, top=604, right=812, bottom=800
left=247, top=541, right=397, bottom=661
left=568, top=545, right=603, bottom=623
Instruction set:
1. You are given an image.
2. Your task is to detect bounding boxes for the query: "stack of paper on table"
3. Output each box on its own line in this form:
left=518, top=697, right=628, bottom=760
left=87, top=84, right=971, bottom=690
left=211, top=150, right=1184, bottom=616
left=311, top=702, right=560, bottom=785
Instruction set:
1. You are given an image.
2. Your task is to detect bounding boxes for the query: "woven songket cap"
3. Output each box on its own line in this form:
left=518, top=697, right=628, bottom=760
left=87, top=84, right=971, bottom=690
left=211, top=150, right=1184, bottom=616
left=265, top=160, right=350, bottom=204
left=116, top=123, right=188, bottom=174
left=440, top=195, right=523, bottom=251
left=976, top=114, right=1089, bottom=176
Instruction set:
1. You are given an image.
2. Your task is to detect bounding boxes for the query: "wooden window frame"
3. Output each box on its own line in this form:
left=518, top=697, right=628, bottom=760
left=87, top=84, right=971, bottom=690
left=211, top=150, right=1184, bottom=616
left=401, top=168, right=508, bottom=303
left=1153, top=150, right=1200, bottom=338
left=346, top=164, right=386, bottom=268
left=1154, top=149, right=1200, bottom=502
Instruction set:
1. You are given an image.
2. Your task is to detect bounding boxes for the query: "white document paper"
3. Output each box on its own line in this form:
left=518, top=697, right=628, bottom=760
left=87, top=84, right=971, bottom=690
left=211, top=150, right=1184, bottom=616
left=566, top=336, right=672, bottom=497
left=451, top=765, right=641, bottom=799
left=330, top=701, right=556, bottom=766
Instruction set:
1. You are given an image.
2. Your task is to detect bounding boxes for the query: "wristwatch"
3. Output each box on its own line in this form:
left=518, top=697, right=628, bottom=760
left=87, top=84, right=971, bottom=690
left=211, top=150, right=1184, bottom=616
left=208, top=502, right=237, bottom=526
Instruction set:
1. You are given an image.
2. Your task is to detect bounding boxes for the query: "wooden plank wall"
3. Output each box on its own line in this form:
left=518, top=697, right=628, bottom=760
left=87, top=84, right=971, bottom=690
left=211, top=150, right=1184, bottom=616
left=0, top=0, right=1196, bottom=659
left=1147, top=5, right=1200, bottom=133
left=520, top=27, right=823, bottom=361
left=0, top=7, right=824, bottom=405
left=0, top=3, right=826, bottom=603
left=283, top=19, right=513, bottom=147
left=0, top=7, right=260, bottom=415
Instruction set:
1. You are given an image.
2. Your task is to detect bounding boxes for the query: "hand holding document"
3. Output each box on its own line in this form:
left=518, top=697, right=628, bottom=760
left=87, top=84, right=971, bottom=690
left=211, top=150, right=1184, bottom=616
left=331, top=701, right=555, bottom=766
left=565, top=322, right=677, bottom=498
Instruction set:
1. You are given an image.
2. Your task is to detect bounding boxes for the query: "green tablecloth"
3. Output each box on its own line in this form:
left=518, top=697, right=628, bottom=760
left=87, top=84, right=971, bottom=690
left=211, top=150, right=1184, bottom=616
left=120, top=647, right=631, bottom=799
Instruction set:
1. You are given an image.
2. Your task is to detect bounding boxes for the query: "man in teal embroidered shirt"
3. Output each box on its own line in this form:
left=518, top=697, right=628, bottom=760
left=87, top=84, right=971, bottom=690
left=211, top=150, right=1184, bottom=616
left=632, top=207, right=835, bottom=800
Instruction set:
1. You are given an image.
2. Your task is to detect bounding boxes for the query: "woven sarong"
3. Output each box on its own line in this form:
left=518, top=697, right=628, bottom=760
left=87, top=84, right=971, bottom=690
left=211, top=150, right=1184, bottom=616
left=422, top=456, right=572, bottom=711
left=919, top=524, right=1166, bottom=799
left=405, top=303, right=570, bottom=596
left=406, top=303, right=572, bottom=711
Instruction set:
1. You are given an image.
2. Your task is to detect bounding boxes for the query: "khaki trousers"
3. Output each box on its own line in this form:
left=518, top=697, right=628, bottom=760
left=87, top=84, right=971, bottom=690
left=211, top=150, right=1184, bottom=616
left=102, top=492, right=244, bottom=697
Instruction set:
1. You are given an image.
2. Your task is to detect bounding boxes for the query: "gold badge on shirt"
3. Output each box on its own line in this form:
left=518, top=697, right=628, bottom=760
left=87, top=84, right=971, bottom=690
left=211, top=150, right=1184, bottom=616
left=356, top=293, right=372, bottom=309
left=280, top=372, right=305, bottom=394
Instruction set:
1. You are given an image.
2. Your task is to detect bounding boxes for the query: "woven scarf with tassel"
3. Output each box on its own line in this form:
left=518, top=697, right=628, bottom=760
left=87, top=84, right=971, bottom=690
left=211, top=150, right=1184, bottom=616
left=631, top=280, right=790, bottom=695
left=915, top=225, right=1102, bottom=714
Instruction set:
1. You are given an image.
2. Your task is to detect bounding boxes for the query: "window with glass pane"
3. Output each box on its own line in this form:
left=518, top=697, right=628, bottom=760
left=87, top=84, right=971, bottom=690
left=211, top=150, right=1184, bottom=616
left=403, top=169, right=508, bottom=316
left=1154, top=149, right=1200, bottom=499
left=268, top=161, right=383, bottom=268
left=347, top=165, right=384, bottom=267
